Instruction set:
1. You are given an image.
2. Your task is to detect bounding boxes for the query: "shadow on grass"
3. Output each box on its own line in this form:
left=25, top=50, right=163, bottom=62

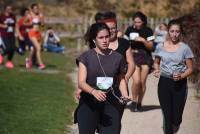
left=18, top=64, right=61, bottom=74
left=18, top=64, right=57, bottom=68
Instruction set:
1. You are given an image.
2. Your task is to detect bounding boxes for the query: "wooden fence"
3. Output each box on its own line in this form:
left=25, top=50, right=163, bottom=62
left=45, top=16, right=171, bottom=37
left=45, top=16, right=170, bottom=51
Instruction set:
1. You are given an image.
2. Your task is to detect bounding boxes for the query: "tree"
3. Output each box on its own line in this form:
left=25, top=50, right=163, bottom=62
left=177, top=12, right=200, bottom=93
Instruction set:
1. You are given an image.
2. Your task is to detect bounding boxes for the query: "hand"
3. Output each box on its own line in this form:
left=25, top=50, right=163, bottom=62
left=120, top=96, right=132, bottom=104
left=121, top=90, right=129, bottom=98
left=153, top=69, right=160, bottom=78
left=92, top=90, right=107, bottom=102
left=173, top=73, right=182, bottom=81
left=75, top=88, right=82, bottom=100
left=121, top=96, right=131, bottom=100
left=134, top=36, right=145, bottom=43
left=19, top=35, right=24, bottom=41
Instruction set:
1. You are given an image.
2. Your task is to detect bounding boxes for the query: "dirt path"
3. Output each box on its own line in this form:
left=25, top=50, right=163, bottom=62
left=69, top=70, right=200, bottom=134
left=121, top=74, right=200, bottom=134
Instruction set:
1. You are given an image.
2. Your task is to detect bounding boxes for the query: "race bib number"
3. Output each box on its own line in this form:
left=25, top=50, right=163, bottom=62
left=7, top=26, right=13, bottom=32
left=96, top=77, right=113, bottom=91
left=130, top=32, right=139, bottom=40
left=147, top=36, right=155, bottom=41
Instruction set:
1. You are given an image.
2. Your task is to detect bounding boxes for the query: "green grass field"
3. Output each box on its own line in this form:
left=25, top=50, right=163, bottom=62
left=0, top=38, right=78, bottom=134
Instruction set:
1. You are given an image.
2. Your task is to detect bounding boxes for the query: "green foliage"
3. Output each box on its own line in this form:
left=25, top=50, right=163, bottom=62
left=0, top=0, right=199, bottom=18
left=177, top=12, right=200, bottom=93
left=195, top=0, right=200, bottom=12
left=0, top=71, right=75, bottom=134
left=93, top=0, right=116, bottom=11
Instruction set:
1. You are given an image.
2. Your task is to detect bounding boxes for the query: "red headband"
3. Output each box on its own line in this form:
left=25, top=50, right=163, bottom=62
left=97, top=18, right=117, bottom=24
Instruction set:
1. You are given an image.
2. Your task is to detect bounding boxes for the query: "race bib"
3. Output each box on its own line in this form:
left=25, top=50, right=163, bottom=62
left=96, top=77, right=113, bottom=91
left=7, top=26, right=13, bottom=32
left=130, top=32, right=139, bottom=40
left=147, top=36, right=155, bottom=41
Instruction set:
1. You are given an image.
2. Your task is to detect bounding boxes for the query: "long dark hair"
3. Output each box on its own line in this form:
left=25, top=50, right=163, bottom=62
left=84, top=23, right=110, bottom=49
left=20, top=7, right=29, bottom=16
left=166, top=19, right=183, bottom=41
left=95, top=11, right=117, bottom=23
left=31, top=3, right=38, bottom=9
left=132, top=11, right=147, bottom=26
left=167, top=19, right=183, bottom=33
left=94, top=12, right=106, bottom=22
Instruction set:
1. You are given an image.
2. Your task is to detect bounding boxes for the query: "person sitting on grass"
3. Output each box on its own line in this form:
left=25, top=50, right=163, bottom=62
left=43, top=27, right=64, bottom=53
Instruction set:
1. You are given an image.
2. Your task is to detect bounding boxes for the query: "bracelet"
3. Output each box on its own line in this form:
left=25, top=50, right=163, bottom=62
left=90, top=89, right=95, bottom=95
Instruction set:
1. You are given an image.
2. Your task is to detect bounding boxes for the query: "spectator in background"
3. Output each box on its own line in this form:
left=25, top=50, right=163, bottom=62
left=154, top=23, right=167, bottom=48
left=0, top=5, right=17, bottom=69
left=17, top=7, right=32, bottom=55
left=43, top=27, right=65, bottom=53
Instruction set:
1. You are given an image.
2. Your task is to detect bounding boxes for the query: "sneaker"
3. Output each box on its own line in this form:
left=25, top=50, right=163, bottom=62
left=5, top=61, right=14, bottom=69
left=25, top=58, right=32, bottom=69
left=18, top=48, right=24, bottom=55
left=131, top=101, right=138, bottom=112
left=0, top=54, right=3, bottom=64
left=137, top=103, right=142, bottom=112
left=38, top=64, right=45, bottom=70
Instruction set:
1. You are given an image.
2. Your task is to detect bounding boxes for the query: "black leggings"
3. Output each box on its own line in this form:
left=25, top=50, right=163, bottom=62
left=158, top=76, right=187, bottom=134
left=77, top=99, right=121, bottom=134
left=18, top=36, right=32, bottom=51
left=2, top=36, right=16, bottom=61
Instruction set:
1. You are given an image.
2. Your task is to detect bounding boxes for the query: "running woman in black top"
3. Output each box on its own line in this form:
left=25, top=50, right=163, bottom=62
left=75, top=22, right=129, bottom=134
left=94, top=11, right=135, bottom=131
left=75, top=11, right=135, bottom=100
left=124, top=11, right=154, bottom=112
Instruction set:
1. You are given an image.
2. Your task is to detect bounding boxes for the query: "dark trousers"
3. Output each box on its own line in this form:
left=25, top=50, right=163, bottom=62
left=18, top=37, right=31, bottom=51
left=44, top=43, right=64, bottom=53
left=2, top=36, right=16, bottom=61
left=77, top=99, right=121, bottom=134
left=158, top=76, right=187, bottom=134
left=18, top=39, right=26, bottom=51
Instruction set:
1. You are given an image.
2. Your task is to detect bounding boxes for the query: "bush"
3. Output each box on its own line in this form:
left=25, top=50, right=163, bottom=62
left=177, top=12, right=200, bottom=93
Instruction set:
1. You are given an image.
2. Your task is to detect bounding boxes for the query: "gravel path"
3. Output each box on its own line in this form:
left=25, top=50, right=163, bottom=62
left=69, top=70, right=200, bottom=134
